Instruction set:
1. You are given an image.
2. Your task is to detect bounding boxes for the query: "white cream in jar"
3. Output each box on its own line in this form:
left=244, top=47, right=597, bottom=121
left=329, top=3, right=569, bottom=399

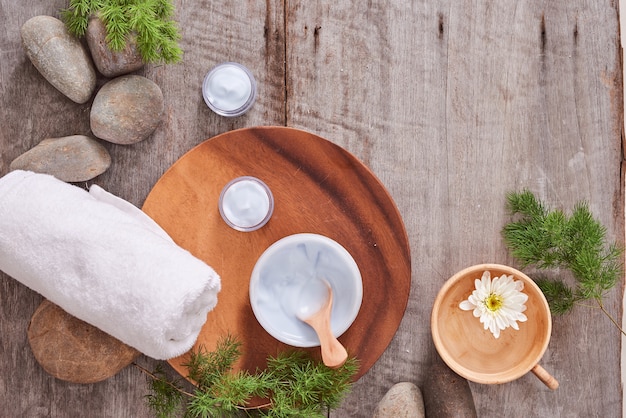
left=218, top=176, right=273, bottom=231
left=202, top=62, right=256, bottom=117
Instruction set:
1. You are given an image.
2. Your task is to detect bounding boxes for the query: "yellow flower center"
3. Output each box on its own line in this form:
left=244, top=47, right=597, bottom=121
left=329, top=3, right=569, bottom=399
left=484, top=293, right=503, bottom=312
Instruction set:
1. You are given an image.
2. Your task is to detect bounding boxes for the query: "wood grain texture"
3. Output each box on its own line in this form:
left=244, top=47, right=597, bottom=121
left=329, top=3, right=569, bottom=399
left=0, top=0, right=622, bottom=417
left=141, top=127, right=411, bottom=388
left=431, top=265, right=552, bottom=386
left=0, top=1, right=286, bottom=416
left=285, top=1, right=623, bottom=417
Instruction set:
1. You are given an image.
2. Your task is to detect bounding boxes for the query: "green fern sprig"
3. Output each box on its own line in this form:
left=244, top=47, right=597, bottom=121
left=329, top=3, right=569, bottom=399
left=60, top=0, right=182, bottom=64
left=138, top=363, right=188, bottom=418
left=138, top=335, right=359, bottom=417
left=502, top=190, right=624, bottom=332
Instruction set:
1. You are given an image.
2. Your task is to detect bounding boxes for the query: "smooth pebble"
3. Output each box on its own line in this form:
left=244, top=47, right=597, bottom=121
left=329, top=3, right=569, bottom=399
left=373, top=382, right=425, bottom=418
left=28, top=300, right=140, bottom=384
left=422, top=359, right=478, bottom=418
left=21, top=15, right=96, bottom=104
left=90, top=75, right=164, bottom=145
left=86, top=15, right=144, bottom=78
left=10, top=135, right=111, bottom=182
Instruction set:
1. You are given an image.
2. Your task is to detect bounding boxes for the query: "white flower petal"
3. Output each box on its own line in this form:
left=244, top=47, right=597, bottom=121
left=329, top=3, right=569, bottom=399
left=495, top=315, right=506, bottom=330
left=492, top=324, right=501, bottom=338
left=458, top=270, right=529, bottom=339
left=459, top=300, right=474, bottom=310
left=468, top=294, right=480, bottom=305
left=480, top=271, right=492, bottom=292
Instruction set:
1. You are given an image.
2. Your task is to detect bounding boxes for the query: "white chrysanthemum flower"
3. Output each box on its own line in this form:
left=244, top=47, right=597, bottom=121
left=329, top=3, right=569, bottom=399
left=459, top=271, right=528, bottom=338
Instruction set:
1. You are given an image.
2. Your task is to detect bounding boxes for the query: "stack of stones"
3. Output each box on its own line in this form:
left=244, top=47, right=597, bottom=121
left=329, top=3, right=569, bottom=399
left=15, top=15, right=166, bottom=384
left=13, top=15, right=165, bottom=182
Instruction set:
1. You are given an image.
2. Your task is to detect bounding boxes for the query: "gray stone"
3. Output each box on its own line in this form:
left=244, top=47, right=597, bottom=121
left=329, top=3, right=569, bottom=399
left=86, top=15, right=144, bottom=78
left=90, top=75, right=164, bottom=145
left=10, top=135, right=111, bottom=182
left=21, top=15, right=96, bottom=104
left=423, top=359, right=477, bottom=418
left=373, top=382, right=425, bottom=418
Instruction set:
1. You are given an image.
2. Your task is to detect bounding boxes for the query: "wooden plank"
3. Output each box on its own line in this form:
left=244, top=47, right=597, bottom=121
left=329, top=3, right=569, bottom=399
left=0, top=0, right=285, bottom=416
left=0, top=0, right=622, bottom=416
left=286, top=1, right=623, bottom=416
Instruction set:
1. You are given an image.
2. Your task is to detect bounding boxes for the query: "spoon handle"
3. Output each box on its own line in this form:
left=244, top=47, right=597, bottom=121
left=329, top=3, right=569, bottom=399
left=298, top=278, right=348, bottom=368
left=315, top=315, right=348, bottom=369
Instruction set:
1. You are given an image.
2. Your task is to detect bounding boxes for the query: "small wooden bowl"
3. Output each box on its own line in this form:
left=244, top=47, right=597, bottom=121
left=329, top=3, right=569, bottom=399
left=431, top=264, right=558, bottom=389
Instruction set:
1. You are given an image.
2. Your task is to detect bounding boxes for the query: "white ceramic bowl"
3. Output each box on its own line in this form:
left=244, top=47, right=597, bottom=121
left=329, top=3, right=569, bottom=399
left=249, top=233, right=363, bottom=347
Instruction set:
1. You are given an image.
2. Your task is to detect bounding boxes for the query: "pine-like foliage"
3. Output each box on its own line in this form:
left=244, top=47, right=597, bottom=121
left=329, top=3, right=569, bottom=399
left=142, top=335, right=359, bottom=417
left=60, top=0, right=182, bottom=64
left=502, top=190, right=622, bottom=316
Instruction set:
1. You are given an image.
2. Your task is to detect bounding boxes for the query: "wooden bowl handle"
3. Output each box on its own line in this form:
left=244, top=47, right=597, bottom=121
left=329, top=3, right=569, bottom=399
left=531, top=364, right=559, bottom=390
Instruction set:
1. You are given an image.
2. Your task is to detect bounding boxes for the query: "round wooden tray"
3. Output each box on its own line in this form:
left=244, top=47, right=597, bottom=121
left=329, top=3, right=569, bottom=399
left=142, top=126, right=411, bottom=382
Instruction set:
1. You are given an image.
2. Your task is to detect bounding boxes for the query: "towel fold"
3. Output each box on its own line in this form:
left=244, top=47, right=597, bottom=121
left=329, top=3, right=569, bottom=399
left=0, top=170, right=220, bottom=360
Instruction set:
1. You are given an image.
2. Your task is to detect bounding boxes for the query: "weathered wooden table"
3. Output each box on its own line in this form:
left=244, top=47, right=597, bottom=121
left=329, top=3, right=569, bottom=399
left=0, top=1, right=622, bottom=416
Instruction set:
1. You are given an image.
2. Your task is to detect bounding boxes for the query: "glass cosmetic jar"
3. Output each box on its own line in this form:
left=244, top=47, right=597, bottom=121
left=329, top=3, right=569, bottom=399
left=218, top=176, right=273, bottom=231
left=202, top=62, right=257, bottom=117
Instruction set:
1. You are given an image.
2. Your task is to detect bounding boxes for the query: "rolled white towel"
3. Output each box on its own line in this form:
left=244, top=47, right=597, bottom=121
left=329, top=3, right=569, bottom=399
left=0, top=170, right=221, bottom=360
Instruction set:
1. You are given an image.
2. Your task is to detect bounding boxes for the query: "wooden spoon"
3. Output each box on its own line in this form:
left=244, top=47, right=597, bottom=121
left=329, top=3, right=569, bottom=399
left=296, top=278, right=348, bottom=369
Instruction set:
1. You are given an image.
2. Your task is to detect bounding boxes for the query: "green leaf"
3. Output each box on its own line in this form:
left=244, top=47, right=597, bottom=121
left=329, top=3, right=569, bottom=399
left=183, top=335, right=241, bottom=391
left=502, top=190, right=623, bottom=316
left=144, top=364, right=185, bottom=418
left=142, top=335, right=359, bottom=417
left=59, top=0, right=182, bottom=63
left=534, top=277, right=576, bottom=315
left=60, top=7, right=89, bottom=36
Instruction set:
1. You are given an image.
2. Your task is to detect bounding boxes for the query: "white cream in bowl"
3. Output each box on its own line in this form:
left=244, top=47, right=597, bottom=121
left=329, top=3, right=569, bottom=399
left=249, top=233, right=363, bottom=347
